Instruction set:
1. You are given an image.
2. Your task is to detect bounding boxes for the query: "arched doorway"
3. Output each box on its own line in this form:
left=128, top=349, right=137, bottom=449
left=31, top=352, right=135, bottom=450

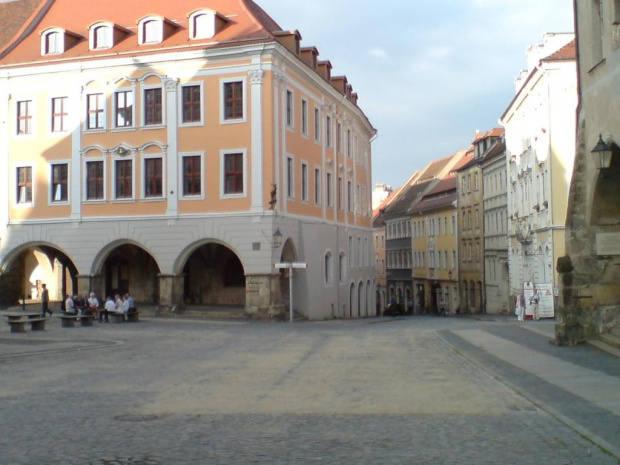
left=0, top=244, right=78, bottom=306
left=358, top=281, right=364, bottom=317
left=278, top=239, right=297, bottom=314
left=101, top=244, right=160, bottom=305
left=182, top=242, right=245, bottom=307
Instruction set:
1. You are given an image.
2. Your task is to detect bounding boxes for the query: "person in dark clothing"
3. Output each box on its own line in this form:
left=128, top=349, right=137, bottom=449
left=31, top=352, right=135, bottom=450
left=40, top=283, right=52, bottom=317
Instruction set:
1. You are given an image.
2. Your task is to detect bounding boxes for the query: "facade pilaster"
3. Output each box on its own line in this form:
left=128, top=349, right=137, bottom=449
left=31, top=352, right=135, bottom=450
left=165, top=78, right=179, bottom=218
left=249, top=69, right=265, bottom=213
left=158, top=274, right=185, bottom=313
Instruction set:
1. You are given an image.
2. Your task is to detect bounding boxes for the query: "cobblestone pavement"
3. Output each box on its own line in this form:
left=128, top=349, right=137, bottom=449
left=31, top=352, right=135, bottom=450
left=0, top=313, right=618, bottom=464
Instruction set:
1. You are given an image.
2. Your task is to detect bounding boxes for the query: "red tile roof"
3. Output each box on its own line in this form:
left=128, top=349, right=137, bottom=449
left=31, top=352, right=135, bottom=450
left=0, top=0, right=284, bottom=65
left=0, top=0, right=48, bottom=54
left=541, top=39, right=576, bottom=62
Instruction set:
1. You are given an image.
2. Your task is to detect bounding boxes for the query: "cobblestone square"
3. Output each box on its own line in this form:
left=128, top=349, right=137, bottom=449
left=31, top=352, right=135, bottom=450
left=1, top=316, right=618, bottom=464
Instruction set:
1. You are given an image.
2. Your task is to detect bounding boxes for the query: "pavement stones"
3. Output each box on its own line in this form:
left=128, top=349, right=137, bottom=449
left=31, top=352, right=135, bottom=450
left=0, top=314, right=618, bottom=464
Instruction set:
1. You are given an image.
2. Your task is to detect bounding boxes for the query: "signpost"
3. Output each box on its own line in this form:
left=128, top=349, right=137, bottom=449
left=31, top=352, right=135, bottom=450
left=274, top=262, right=307, bottom=322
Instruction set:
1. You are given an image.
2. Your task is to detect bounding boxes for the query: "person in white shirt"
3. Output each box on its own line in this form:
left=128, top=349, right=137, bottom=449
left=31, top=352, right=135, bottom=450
left=101, top=296, right=114, bottom=323
left=65, top=294, right=75, bottom=314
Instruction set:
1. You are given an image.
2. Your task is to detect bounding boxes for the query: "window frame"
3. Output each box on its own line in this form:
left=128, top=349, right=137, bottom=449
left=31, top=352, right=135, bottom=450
left=50, top=161, right=69, bottom=205
left=89, top=23, right=113, bottom=50
left=179, top=82, right=204, bottom=127
left=139, top=17, right=163, bottom=45
left=113, top=88, right=135, bottom=130
left=142, top=86, right=164, bottom=127
left=286, top=156, right=295, bottom=199
left=15, top=165, right=34, bottom=207
left=314, top=166, right=321, bottom=205
left=16, top=99, right=34, bottom=136
left=41, top=28, right=64, bottom=55
left=180, top=153, right=204, bottom=199
left=143, top=155, right=164, bottom=200
left=189, top=10, right=216, bottom=40
left=84, top=158, right=106, bottom=202
left=220, top=78, right=246, bottom=124
left=301, top=162, right=309, bottom=203
left=113, top=157, right=135, bottom=202
left=220, top=149, right=247, bottom=199
left=51, top=96, right=69, bottom=134
left=314, top=107, right=321, bottom=143
left=85, top=92, right=106, bottom=131
left=301, top=98, right=308, bottom=137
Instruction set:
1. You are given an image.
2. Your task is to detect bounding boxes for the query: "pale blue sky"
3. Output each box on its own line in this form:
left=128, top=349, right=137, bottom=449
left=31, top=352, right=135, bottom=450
left=256, top=0, right=575, bottom=189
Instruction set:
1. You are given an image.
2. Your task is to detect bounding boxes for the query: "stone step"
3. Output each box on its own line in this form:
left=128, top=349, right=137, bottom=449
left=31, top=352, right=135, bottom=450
left=600, top=331, right=620, bottom=350
left=588, top=339, right=620, bottom=358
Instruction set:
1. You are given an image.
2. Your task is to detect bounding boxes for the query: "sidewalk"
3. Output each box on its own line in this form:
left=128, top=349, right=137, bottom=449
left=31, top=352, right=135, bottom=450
left=440, top=320, right=620, bottom=461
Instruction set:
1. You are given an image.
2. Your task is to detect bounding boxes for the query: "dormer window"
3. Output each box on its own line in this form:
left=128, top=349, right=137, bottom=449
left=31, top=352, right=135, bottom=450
left=137, top=16, right=166, bottom=45
left=41, top=27, right=82, bottom=56
left=143, top=20, right=161, bottom=43
left=188, top=9, right=229, bottom=40
left=89, top=23, right=113, bottom=50
left=191, top=12, right=214, bottom=39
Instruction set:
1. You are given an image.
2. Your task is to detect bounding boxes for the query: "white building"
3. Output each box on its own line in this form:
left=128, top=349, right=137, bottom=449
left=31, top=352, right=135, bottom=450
left=500, top=33, right=577, bottom=317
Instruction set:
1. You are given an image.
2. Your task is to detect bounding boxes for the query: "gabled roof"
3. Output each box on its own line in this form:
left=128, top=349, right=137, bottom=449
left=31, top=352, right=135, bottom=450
left=473, top=127, right=504, bottom=143
left=383, top=179, right=436, bottom=218
left=0, top=0, right=48, bottom=53
left=0, top=0, right=284, bottom=64
left=541, top=39, right=576, bottom=63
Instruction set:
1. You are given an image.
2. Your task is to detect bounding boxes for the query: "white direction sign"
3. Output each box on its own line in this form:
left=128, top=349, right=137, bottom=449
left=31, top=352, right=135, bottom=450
left=274, top=262, right=307, bottom=322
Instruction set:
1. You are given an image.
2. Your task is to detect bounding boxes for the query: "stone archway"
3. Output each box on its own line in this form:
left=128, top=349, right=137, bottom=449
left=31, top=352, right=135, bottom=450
left=182, top=242, right=245, bottom=307
left=100, top=243, right=161, bottom=305
left=0, top=243, right=78, bottom=306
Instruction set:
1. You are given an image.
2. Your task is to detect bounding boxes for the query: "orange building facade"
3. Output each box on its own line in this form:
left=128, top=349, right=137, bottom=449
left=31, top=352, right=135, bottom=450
left=0, top=0, right=375, bottom=319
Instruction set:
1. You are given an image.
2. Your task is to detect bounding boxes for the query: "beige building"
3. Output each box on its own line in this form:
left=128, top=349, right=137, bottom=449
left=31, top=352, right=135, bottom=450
left=0, top=0, right=376, bottom=319
left=456, top=143, right=485, bottom=314
left=559, top=1, right=620, bottom=342
left=411, top=174, right=460, bottom=314
left=500, top=33, right=576, bottom=320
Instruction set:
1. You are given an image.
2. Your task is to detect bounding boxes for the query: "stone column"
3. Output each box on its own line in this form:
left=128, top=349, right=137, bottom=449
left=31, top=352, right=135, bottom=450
left=245, top=274, right=284, bottom=319
left=76, top=275, right=103, bottom=299
left=158, top=274, right=185, bottom=315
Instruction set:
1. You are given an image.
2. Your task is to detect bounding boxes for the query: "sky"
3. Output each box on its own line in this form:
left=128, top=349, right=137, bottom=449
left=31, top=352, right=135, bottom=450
left=255, top=0, right=575, bottom=189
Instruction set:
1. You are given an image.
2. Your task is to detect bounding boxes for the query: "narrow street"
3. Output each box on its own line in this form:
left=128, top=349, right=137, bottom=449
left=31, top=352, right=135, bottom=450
left=1, top=315, right=618, bottom=465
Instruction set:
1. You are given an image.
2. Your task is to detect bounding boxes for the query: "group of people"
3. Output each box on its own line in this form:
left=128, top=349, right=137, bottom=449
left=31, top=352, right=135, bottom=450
left=60, top=291, right=135, bottom=322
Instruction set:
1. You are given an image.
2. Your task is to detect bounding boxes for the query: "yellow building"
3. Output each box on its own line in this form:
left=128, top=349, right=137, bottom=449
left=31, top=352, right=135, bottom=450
left=411, top=176, right=459, bottom=314
left=0, top=0, right=376, bottom=319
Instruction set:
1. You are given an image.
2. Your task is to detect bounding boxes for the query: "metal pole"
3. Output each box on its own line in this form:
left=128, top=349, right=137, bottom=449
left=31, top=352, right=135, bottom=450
left=289, top=264, right=294, bottom=323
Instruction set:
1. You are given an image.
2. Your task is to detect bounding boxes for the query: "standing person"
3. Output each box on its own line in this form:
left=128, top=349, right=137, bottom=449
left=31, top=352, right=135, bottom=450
left=530, top=289, right=540, bottom=321
left=438, top=298, right=447, bottom=317
left=515, top=292, right=525, bottom=322
left=124, top=293, right=136, bottom=313
left=40, top=283, right=52, bottom=317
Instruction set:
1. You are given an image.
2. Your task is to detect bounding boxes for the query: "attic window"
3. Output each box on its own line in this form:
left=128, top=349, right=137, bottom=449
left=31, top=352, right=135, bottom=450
left=90, top=24, right=112, bottom=50
left=42, top=30, right=63, bottom=55
left=138, top=17, right=164, bottom=45
left=190, top=11, right=215, bottom=39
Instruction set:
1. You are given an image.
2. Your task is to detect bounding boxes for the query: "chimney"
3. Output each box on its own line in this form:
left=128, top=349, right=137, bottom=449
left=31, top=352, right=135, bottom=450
left=300, top=46, right=319, bottom=70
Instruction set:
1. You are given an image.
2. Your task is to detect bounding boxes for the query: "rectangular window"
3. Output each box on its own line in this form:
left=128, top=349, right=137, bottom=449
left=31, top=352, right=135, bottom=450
left=115, top=90, right=133, bottom=128
left=115, top=159, right=132, bottom=199
left=314, top=168, right=321, bottom=204
left=347, top=180, right=352, bottom=212
left=182, top=85, right=201, bottom=124
left=224, top=81, right=243, bottom=120
left=287, top=157, right=294, bottom=198
left=17, top=167, right=32, bottom=204
left=347, top=129, right=351, bottom=158
left=86, top=161, right=104, bottom=200
left=326, top=116, right=332, bottom=148
left=314, top=108, right=321, bottom=142
left=301, top=99, right=308, bottom=136
left=302, top=163, right=308, bottom=202
left=51, top=97, right=68, bottom=133
left=144, top=158, right=163, bottom=198
left=286, top=90, right=294, bottom=128
left=337, top=123, right=342, bottom=153
left=338, top=177, right=343, bottom=210
left=182, top=156, right=201, bottom=196
left=144, top=88, right=162, bottom=126
left=87, top=93, right=105, bottom=130
left=17, top=100, right=32, bottom=135
left=224, top=153, right=244, bottom=195
left=51, top=163, right=68, bottom=202
left=326, top=172, right=333, bottom=207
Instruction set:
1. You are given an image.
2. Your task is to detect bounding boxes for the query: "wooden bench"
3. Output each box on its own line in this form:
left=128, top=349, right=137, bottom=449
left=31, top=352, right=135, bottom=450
left=6, top=317, right=49, bottom=333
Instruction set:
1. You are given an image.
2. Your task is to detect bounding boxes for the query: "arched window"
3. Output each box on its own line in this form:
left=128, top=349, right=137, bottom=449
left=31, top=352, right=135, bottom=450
left=324, top=252, right=333, bottom=285
left=93, top=25, right=111, bottom=49
left=45, top=31, right=61, bottom=54
left=191, top=12, right=215, bottom=39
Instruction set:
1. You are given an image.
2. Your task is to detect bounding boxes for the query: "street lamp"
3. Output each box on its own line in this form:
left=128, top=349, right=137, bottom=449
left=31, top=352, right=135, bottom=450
left=272, top=228, right=283, bottom=249
left=591, top=134, right=613, bottom=170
